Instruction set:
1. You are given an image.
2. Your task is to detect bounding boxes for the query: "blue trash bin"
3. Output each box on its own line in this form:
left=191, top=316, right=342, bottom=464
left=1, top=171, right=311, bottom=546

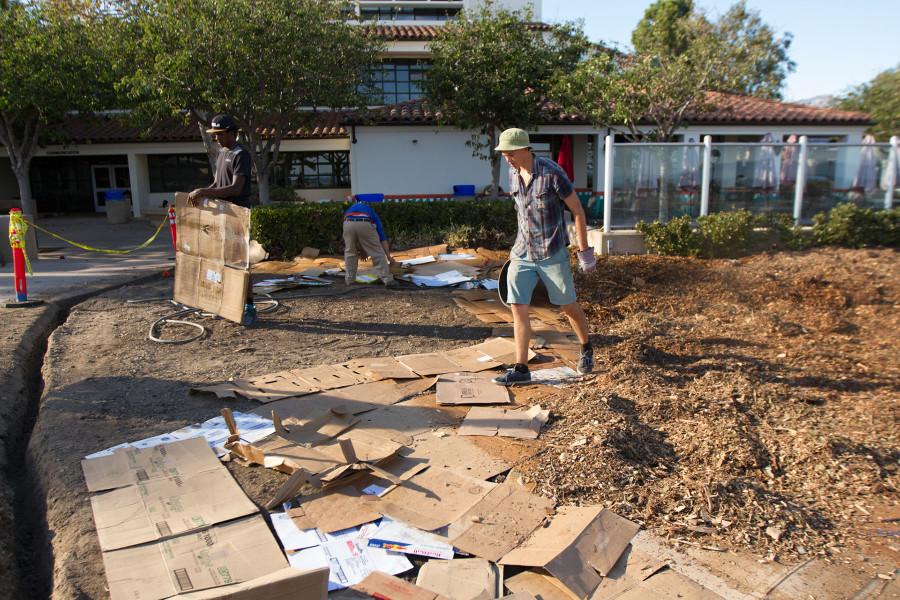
left=453, top=185, right=476, bottom=199
left=105, top=189, right=131, bottom=224
left=355, top=193, right=384, bottom=203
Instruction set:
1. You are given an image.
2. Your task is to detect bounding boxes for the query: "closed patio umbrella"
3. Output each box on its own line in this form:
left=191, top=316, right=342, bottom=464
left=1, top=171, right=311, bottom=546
left=556, top=134, right=575, bottom=181
left=853, top=135, right=879, bottom=194
left=780, top=134, right=799, bottom=188
left=753, top=133, right=778, bottom=191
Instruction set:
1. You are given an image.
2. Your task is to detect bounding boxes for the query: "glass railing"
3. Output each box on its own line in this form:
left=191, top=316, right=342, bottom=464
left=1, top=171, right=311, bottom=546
left=611, top=144, right=704, bottom=228
left=604, top=139, right=897, bottom=229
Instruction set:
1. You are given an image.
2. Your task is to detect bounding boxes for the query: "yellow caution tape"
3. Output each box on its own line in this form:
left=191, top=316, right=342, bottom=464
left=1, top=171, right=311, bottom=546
left=9, top=210, right=33, bottom=275
left=26, top=215, right=169, bottom=256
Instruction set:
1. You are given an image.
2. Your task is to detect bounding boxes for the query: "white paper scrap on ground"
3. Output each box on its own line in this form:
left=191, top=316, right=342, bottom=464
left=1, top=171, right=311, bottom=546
left=529, top=366, right=579, bottom=386
left=84, top=411, right=274, bottom=459
left=410, top=270, right=473, bottom=287
left=271, top=512, right=324, bottom=551
left=369, top=517, right=455, bottom=560
left=438, top=253, right=477, bottom=261
left=481, top=279, right=500, bottom=290
left=400, top=256, right=437, bottom=266
left=287, top=538, right=412, bottom=590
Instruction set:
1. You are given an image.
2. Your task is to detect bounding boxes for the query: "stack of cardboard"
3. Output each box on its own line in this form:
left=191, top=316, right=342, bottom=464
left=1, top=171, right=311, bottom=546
left=173, top=193, right=251, bottom=324
left=81, top=437, right=329, bottom=599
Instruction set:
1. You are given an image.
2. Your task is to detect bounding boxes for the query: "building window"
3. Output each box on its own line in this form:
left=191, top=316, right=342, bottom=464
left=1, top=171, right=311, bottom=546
left=148, top=154, right=210, bottom=193
left=271, top=151, right=350, bottom=189
left=360, top=6, right=460, bottom=21
left=369, top=59, right=429, bottom=105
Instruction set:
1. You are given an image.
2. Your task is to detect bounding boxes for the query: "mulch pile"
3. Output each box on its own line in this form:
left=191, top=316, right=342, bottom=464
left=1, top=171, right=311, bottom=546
left=518, top=248, right=899, bottom=562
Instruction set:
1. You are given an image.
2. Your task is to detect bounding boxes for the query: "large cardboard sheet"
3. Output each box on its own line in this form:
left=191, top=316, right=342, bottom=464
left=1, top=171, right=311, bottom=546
left=448, top=483, right=553, bottom=562
left=287, top=486, right=382, bottom=533
left=500, top=507, right=640, bottom=600
left=174, top=253, right=250, bottom=324
left=343, top=357, right=420, bottom=380
left=436, top=372, right=511, bottom=406
left=404, top=433, right=510, bottom=480
left=333, top=572, right=450, bottom=600
left=179, top=567, right=328, bottom=600
left=376, top=467, right=496, bottom=531
left=101, top=515, right=287, bottom=600
left=175, top=193, right=250, bottom=269
left=91, top=468, right=258, bottom=551
left=504, top=571, right=574, bottom=600
left=458, top=406, right=550, bottom=440
left=415, top=558, right=499, bottom=600
left=81, top=437, right=222, bottom=492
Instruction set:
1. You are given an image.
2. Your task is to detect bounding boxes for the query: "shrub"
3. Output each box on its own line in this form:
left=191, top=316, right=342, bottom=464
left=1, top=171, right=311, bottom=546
left=251, top=198, right=517, bottom=258
left=636, top=216, right=700, bottom=257
left=812, top=203, right=899, bottom=248
left=696, top=210, right=757, bottom=258
left=268, top=186, right=304, bottom=203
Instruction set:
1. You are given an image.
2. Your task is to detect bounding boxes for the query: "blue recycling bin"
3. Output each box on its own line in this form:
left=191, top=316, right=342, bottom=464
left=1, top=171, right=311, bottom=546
left=354, top=193, right=384, bottom=203
left=453, top=185, right=476, bottom=199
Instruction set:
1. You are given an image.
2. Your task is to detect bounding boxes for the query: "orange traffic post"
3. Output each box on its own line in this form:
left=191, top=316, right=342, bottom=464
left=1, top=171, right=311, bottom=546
left=167, top=206, right=177, bottom=253
left=6, top=208, right=41, bottom=307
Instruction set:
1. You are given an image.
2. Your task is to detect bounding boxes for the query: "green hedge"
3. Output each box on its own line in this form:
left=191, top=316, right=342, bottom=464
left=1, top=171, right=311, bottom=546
left=638, top=205, right=899, bottom=258
left=251, top=199, right=517, bottom=258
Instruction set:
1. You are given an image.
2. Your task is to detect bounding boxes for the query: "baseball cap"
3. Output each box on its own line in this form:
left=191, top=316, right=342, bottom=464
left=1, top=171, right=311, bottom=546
left=495, top=128, right=530, bottom=152
left=206, top=114, right=238, bottom=133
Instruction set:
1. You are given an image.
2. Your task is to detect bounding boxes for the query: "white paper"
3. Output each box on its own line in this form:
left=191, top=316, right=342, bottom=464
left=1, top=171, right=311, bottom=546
left=410, top=270, right=473, bottom=287
left=438, top=253, right=476, bottom=261
left=325, top=268, right=344, bottom=276
left=355, top=274, right=380, bottom=284
left=362, top=483, right=387, bottom=496
left=368, top=517, right=455, bottom=560
left=129, top=432, right=183, bottom=449
left=84, top=442, right=131, bottom=460
left=480, top=279, right=499, bottom=290
left=400, top=256, right=436, bottom=266
left=271, top=512, right=325, bottom=551
left=529, top=366, right=579, bottom=386
left=287, top=538, right=412, bottom=590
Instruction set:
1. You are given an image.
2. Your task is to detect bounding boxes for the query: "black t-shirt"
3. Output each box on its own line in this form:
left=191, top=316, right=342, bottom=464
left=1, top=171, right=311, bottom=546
left=213, top=143, right=252, bottom=207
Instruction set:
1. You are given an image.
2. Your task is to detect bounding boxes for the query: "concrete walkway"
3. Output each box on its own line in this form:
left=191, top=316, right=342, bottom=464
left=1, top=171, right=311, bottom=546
left=1, top=214, right=173, bottom=302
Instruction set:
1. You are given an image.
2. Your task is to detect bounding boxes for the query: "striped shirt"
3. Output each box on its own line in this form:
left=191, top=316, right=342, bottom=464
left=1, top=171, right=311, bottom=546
left=509, top=155, right=574, bottom=260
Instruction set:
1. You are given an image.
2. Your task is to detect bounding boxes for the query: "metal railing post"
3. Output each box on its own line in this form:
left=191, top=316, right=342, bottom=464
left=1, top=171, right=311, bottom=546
left=700, top=135, right=712, bottom=217
left=793, top=135, right=809, bottom=225
left=886, top=136, right=899, bottom=210
left=603, top=135, right=614, bottom=233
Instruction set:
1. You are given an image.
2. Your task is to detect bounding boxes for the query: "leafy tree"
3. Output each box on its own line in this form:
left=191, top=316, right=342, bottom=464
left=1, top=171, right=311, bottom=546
left=118, top=0, right=383, bottom=204
left=0, top=1, right=106, bottom=217
left=632, top=0, right=695, bottom=56
left=837, top=65, right=900, bottom=141
left=423, top=0, right=587, bottom=196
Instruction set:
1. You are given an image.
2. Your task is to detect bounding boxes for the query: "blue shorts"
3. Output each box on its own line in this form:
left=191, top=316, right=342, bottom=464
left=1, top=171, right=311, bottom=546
left=507, top=247, right=576, bottom=306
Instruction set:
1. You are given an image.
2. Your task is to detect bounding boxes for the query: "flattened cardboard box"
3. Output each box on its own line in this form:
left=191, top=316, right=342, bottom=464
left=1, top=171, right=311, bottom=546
left=174, top=192, right=250, bottom=268
left=102, top=515, right=290, bottom=600
left=332, top=572, right=449, bottom=600
left=174, top=252, right=249, bottom=324
left=180, top=567, right=328, bottom=600
left=436, top=372, right=511, bottom=406
left=91, top=467, right=258, bottom=551
left=500, top=507, right=640, bottom=600
left=415, top=558, right=499, bottom=600
left=82, top=437, right=222, bottom=492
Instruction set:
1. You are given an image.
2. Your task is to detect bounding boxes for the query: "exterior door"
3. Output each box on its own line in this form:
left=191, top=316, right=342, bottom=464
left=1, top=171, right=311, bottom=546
left=92, top=165, right=131, bottom=213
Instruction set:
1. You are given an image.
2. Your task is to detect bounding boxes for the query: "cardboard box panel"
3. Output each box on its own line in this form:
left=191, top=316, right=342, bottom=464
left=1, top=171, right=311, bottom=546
left=91, top=468, right=258, bottom=551
left=174, top=253, right=249, bottom=324
left=180, top=567, right=328, bottom=600
left=436, top=372, right=511, bottom=406
left=175, top=192, right=250, bottom=268
left=102, top=515, right=286, bottom=600
left=81, top=437, right=222, bottom=492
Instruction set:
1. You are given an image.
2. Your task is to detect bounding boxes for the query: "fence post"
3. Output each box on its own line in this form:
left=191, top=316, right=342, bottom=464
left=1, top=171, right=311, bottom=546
left=793, top=135, right=809, bottom=225
left=603, top=135, right=614, bottom=233
left=700, top=135, right=712, bottom=217
left=886, top=136, right=899, bottom=210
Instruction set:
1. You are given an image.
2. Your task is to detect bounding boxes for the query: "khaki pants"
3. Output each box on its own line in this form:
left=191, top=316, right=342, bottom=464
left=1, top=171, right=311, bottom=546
left=343, top=220, right=392, bottom=283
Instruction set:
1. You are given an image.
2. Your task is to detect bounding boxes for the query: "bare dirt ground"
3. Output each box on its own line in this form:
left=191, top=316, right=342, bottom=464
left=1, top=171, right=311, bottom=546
left=22, top=247, right=900, bottom=599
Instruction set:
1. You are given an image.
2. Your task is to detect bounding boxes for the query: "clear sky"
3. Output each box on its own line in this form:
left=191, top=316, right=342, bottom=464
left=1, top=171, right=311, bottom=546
left=541, top=0, right=900, bottom=101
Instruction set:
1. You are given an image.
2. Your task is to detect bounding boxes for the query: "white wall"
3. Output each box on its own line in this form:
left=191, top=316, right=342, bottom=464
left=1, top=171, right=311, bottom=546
left=351, top=126, right=510, bottom=195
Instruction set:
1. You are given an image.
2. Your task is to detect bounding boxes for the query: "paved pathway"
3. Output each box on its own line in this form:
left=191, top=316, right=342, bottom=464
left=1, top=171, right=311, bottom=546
left=1, top=214, right=173, bottom=302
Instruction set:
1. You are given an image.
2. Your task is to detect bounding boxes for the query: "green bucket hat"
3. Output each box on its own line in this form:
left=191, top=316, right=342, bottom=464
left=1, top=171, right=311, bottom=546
left=495, top=128, right=530, bottom=152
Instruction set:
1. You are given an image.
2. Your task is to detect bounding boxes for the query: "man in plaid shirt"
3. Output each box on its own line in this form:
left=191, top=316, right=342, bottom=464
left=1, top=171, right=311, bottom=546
left=493, top=128, right=597, bottom=386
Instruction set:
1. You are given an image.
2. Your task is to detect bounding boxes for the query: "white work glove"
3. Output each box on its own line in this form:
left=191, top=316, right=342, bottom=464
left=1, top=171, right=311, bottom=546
left=577, top=248, right=596, bottom=273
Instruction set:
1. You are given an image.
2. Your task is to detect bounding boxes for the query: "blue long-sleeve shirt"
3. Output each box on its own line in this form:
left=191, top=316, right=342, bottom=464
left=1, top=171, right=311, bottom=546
left=344, top=202, right=387, bottom=241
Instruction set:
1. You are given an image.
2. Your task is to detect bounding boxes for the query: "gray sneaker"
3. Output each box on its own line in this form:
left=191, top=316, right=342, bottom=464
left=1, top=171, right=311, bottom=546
left=492, top=368, right=531, bottom=386
left=577, top=346, right=594, bottom=374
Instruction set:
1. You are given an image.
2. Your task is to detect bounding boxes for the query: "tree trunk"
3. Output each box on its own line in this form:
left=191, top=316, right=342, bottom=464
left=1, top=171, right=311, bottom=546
left=13, top=168, right=35, bottom=218
left=197, top=122, right=219, bottom=173
left=488, top=126, right=500, bottom=198
left=256, top=171, right=270, bottom=205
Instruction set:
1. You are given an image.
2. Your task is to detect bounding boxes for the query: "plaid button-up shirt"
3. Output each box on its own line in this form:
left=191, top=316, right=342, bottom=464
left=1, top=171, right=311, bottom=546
left=509, top=155, right=575, bottom=261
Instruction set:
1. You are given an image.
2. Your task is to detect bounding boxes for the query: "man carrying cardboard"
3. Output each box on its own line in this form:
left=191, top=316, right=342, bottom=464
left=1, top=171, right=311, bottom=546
left=343, top=199, right=399, bottom=288
left=189, top=114, right=253, bottom=208
left=492, top=128, right=596, bottom=386
left=188, top=114, right=256, bottom=323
